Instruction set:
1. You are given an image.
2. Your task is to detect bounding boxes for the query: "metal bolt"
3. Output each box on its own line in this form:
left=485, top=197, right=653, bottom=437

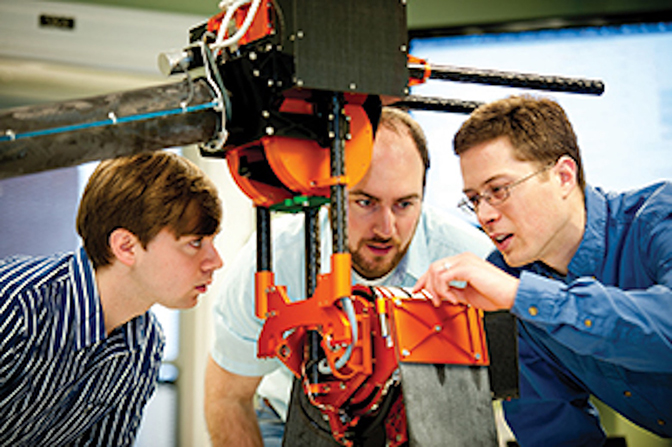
left=252, top=69, right=260, bottom=77
left=475, top=353, right=481, bottom=360
left=349, top=83, right=357, bottom=90
left=400, top=44, right=407, bottom=52
left=296, top=79, right=304, bottom=87
left=434, top=325, right=442, bottom=332
left=297, top=30, right=304, bottom=38
left=266, top=127, right=275, bottom=135
left=249, top=52, right=257, bottom=60
left=262, top=110, right=270, bottom=118
left=402, top=349, right=410, bottom=357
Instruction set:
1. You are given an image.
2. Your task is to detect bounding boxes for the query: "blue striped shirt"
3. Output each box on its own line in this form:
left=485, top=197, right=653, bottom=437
left=0, top=247, right=165, bottom=446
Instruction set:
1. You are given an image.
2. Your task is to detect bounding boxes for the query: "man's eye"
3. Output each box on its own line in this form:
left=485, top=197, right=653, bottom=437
left=467, top=195, right=480, bottom=206
left=189, top=239, right=203, bottom=248
left=355, top=199, right=372, bottom=208
left=489, top=185, right=507, bottom=199
left=396, top=200, right=414, bottom=210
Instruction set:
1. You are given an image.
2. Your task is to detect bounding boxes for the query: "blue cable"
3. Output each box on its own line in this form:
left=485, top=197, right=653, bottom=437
left=0, top=101, right=218, bottom=143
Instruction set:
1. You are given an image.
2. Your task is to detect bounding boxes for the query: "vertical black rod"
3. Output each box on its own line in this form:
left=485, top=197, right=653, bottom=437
left=256, top=206, right=272, bottom=272
left=330, top=93, right=348, bottom=254
left=305, top=207, right=321, bottom=384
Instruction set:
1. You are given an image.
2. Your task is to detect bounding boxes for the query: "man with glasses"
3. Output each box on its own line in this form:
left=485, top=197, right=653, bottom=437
left=415, top=95, right=672, bottom=445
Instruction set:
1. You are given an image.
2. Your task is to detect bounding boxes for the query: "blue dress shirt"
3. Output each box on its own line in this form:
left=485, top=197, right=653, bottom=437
left=0, top=248, right=164, bottom=446
left=489, top=182, right=672, bottom=446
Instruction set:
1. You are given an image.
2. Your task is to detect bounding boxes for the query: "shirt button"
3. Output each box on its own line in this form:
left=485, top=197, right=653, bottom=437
left=658, top=419, right=666, bottom=426
left=623, top=391, right=632, bottom=397
left=528, top=306, right=539, bottom=316
left=584, top=319, right=593, bottom=328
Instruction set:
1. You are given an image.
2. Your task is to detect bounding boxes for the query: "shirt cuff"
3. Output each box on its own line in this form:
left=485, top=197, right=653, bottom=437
left=511, top=271, right=564, bottom=323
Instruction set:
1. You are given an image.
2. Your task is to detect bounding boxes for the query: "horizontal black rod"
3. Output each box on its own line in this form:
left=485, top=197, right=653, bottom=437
left=0, top=78, right=219, bottom=180
left=391, top=95, right=484, bottom=114
left=409, top=63, right=605, bottom=95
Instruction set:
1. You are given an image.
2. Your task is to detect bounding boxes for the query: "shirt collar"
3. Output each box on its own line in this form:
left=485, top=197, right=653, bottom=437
left=70, top=247, right=107, bottom=350
left=400, top=209, right=429, bottom=283
left=567, top=185, right=607, bottom=279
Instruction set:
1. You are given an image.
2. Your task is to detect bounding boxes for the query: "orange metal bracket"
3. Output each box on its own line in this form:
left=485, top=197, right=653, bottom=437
left=226, top=98, right=374, bottom=207
left=379, top=288, right=489, bottom=366
left=407, top=54, right=431, bottom=87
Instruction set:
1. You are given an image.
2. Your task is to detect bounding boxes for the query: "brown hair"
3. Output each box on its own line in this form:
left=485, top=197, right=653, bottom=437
left=77, top=151, right=222, bottom=269
left=380, top=107, right=430, bottom=189
left=453, top=95, right=585, bottom=191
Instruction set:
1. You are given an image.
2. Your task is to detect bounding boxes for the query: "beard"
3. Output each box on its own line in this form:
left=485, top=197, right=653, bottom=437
left=350, top=236, right=410, bottom=280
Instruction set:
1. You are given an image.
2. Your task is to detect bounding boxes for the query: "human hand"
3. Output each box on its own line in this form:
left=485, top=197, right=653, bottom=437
left=412, top=252, right=519, bottom=311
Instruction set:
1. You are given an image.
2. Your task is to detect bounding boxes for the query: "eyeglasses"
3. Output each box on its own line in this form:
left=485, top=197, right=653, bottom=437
left=458, top=164, right=553, bottom=214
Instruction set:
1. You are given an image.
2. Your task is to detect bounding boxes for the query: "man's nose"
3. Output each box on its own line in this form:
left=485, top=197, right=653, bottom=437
left=373, top=207, right=395, bottom=239
left=204, top=243, right=224, bottom=271
left=476, top=200, right=500, bottom=226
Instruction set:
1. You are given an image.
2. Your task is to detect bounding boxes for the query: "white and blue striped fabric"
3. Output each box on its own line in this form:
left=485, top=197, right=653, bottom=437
left=0, top=247, right=165, bottom=446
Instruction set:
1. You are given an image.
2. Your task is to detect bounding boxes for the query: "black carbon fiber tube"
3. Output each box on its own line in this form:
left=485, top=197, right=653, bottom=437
left=0, top=78, right=219, bottom=180
left=305, top=206, right=321, bottom=384
left=330, top=93, right=348, bottom=254
left=256, top=206, right=272, bottom=273
left=409, top=63, right=605, bottom=95
left=391, top=95, right=484, bottom=114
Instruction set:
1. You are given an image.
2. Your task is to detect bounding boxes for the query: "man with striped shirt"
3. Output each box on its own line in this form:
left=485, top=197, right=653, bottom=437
left=0, top=151, right=223, bottom=446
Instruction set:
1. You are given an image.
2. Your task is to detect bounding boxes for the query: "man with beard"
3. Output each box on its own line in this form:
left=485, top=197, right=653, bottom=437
left=204, top=107, right=493, bottom=446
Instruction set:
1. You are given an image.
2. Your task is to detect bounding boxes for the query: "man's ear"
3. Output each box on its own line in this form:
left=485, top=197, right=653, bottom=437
left=109, top=228, right=140, bottom=267
left=555, top=155, right=578, bottom=197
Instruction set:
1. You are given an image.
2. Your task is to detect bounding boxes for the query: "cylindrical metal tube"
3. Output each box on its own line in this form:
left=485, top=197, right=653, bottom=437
left=409, top=63, right=605, bottom=95
left=305, top=206, right=321, bottom=384
left=391, top=95, right=483, bottom=114
left=330, top=93, right=348, bottom=255
left=256, top=206, right=272, bottom=272
left=0, top=78, right=219, bottom=180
